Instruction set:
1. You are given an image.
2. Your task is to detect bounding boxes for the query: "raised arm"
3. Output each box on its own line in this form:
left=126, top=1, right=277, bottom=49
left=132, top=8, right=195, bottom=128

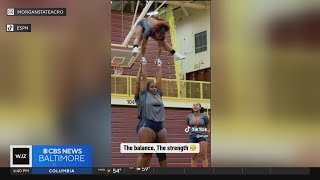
left=155, top=41, right=163, bottom=93
left=204, top=115, right=210, bottom=133
left=140, top=57, right=148, bottom=92
left=139, top=36, right=149, bottom=92
left=134, top=63, right=142, bottom=98
left=155, top=61, right=162, bottom=93
left=141, top=38, right=148, bottom=57
left=157, top=40, right=163, bottom=59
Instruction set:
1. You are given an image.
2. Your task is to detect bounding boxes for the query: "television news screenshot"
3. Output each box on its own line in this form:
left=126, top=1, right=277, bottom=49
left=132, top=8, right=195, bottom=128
left=1, top=0, right=320, bottom=176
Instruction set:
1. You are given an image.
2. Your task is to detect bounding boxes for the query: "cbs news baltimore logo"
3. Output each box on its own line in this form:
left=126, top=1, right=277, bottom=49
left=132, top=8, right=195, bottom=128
left=10, top=145, right=32, bottom=167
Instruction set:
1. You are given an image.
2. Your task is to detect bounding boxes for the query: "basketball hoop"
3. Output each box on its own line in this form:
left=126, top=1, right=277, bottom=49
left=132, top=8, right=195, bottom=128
left=114, top=61, right=123, bottom=75
left=111, top=48, right=138, bottom=68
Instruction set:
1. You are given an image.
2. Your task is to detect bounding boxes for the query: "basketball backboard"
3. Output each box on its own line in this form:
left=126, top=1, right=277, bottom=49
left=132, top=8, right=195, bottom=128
left=111, top=48, right=138, bottom=68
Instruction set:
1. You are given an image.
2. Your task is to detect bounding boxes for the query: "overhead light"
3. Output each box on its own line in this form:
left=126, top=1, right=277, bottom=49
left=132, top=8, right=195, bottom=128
left=147, top=11, right=158, bottom=16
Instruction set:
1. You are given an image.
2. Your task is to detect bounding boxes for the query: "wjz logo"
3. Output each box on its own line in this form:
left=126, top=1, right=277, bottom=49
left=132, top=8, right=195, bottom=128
left=13, top=148, right=29, bottom=164
left=10, top=145, right=32, bottom=167
left=15, top=153, right=27, bottom=159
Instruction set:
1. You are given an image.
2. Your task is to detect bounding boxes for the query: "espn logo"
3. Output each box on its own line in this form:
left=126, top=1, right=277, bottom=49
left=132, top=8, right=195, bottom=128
left=10, top=145, right=32, bottom=167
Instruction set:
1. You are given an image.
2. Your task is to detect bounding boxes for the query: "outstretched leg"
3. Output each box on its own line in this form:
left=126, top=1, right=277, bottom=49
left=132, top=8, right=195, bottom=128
left=132, top=25, right=143, bottom=56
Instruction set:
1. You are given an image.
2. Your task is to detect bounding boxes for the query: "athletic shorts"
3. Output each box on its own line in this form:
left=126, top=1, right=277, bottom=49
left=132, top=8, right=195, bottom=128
left=136, top=118, right=166, bottom=161
left=137, top=19, right=147, bottom=30
left=136, top=19, right=152, bottom=39
left=189, top=136, right=207, bottom=143
left=136, top=118, right=164, bottom=134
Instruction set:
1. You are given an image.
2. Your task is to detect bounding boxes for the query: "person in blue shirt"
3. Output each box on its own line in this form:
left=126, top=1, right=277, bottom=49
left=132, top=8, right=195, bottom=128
left=186, top=103, right=210, bottom=167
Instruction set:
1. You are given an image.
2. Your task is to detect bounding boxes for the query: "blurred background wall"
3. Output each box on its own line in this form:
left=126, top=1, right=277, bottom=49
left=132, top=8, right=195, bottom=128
left=212, top=0, right=320, bottom=167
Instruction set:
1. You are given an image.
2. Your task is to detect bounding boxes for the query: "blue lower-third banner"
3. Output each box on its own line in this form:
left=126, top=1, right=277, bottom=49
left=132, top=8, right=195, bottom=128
left=32, top=145, right=92, bottom=174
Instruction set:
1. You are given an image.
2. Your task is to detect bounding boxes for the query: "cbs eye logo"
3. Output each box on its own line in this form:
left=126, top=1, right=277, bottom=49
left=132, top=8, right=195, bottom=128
left=10, top=145, right=32, bottom=167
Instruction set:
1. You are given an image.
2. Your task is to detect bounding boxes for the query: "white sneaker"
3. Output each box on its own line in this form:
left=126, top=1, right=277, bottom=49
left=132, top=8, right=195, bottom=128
left=140, top=57, right=147, bottom=65
left=132, top=47, right=139, bottom=56
left=173, top=52, right=185, bottom=60
left=155, top=59, right=162, bottom=66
